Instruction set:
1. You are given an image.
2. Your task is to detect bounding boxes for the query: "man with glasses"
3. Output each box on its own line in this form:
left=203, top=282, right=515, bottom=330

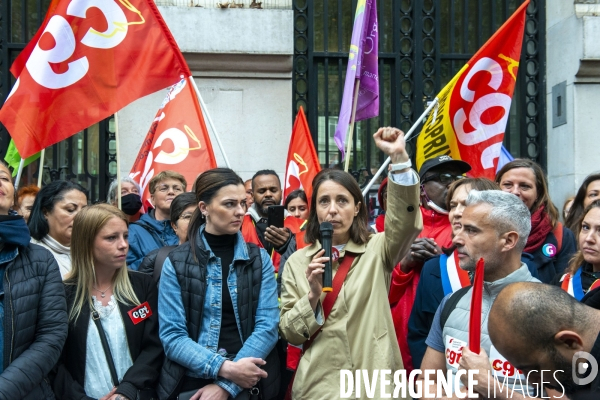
left=389, top=155, right=471, bottom=373
left=127, top=171, right=187, bottom=270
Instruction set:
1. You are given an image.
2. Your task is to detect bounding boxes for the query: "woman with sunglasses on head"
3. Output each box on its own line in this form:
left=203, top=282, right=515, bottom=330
left=496, top=159, right=576, bottom=283
left=52, top=204, right=163, bottom=400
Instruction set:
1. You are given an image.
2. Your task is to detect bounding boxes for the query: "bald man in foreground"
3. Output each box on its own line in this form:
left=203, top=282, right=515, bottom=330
left=489, top=282, right=600, bottom=399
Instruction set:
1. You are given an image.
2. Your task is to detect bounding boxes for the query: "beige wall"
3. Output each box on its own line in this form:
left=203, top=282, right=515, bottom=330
left=118, top=7, right=293, bottom=182
left=546, top=0, right=600, bottom=213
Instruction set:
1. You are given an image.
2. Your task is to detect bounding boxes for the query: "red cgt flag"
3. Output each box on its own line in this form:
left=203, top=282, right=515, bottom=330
left=130, top=78, right=217, bottom=205
left=10, top=0, right=61, bottom=78
left=416, top=0, right=529, bottom=178
left=283, top=107, right=321, bottom=202
left=0, top=0, right=190, bottom=159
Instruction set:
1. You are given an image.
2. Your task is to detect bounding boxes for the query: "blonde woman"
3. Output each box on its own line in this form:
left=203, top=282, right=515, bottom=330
left=52, top=204, right=163, bottom=400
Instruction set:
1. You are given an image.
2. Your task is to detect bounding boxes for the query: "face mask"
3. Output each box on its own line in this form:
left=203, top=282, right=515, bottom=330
left=421, top=185, right=449, bottom=215
left=120, top=193, right=142, bottom=216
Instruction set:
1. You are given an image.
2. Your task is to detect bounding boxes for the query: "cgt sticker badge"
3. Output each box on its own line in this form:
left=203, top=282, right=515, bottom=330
left=128, top=301, right=153, bottom=325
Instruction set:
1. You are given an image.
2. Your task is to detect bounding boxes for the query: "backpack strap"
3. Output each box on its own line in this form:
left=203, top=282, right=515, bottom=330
left=133, top=221, right=167, bottom=248
left=153, top=245, right=177, bottom=282
left=440, top=285, right=471, bottom=330
left=553, top=222, right=563, bottom=254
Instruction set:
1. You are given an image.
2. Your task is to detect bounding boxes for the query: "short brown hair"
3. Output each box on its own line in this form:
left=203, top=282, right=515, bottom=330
left=17, top=184, right=40, bottom=203
left=445, top=178, right=499, bottom=210
left=495, top=159, right=559, bottom=227
left=304, top=169, right=370, bottom=245
left=149, top=171, right=187, bottom=194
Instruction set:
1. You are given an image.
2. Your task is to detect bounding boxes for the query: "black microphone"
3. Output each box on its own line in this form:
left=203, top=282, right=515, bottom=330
left=320, top=222, right=333, bottom=292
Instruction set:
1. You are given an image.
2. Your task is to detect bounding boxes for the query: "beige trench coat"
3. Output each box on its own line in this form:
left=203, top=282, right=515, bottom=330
left=279, top=175, right=422, bottom=400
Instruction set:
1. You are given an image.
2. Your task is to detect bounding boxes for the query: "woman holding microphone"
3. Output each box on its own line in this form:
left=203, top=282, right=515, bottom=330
left=280, top=127, right=422, bottom=398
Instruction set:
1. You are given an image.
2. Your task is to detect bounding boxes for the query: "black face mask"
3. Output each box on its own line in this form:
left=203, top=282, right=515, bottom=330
left=120, top=193, right=142, bottom=216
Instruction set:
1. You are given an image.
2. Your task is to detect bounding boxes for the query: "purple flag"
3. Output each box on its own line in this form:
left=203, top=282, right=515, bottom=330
left=334, top=0, right=379, bottom=158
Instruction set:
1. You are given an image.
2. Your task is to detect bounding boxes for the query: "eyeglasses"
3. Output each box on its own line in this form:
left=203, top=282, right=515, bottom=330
left=157, top=184, right=184, bottom=193
left=178, top=212, right=194, bottom=221
left=422, top=173, right=465, bottom=185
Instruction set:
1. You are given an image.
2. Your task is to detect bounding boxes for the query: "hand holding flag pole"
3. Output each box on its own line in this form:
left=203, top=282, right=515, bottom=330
left=469, top=258, right=485, bottom=353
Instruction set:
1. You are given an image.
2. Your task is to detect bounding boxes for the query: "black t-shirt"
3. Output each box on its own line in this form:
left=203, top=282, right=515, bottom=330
left=203, top=231, right=243, bottom=356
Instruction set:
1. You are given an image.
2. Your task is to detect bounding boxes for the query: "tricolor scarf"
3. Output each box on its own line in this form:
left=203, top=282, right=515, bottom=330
left=523, top=205, right=553, bottom=254
left=439, top=250, right=471, bottom=296
left=561, top=267, right=600, bottom=301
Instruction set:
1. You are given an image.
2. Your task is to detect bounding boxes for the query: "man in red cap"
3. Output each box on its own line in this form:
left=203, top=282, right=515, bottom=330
left=389, top=155, right=471, bottom=373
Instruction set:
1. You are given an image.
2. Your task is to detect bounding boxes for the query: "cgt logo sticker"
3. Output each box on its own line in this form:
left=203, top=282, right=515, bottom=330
left=128, top=301, right=153, bottom=325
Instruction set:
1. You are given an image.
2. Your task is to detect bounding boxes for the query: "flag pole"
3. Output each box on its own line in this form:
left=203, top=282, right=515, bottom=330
left=14, top=158, right=25, bottom=192
left=188, top=76, right=231, bottom=168
left=344, top=81, right=361, bottom=172
left=37, top=149, right=45, bottom=187
left=115, top=112, right=122, bottom=210
left=361, top=97, right=439, bottom=197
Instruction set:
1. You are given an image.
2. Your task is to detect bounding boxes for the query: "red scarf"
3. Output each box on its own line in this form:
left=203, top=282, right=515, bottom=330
left=524, top=205, right=553, bottom=253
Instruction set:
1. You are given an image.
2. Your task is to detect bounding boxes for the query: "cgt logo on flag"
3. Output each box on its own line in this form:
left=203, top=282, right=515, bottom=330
left=0, top=0, right=190, bottom=159
left=416, top=1, right=529, bottom=179
left=130, top=78, right=217, bottom=205
left=20, top=1, right=142, bottom=91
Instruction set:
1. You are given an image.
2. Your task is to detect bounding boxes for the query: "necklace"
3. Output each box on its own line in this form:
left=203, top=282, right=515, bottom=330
left=93, top=284, right=112, bottom=298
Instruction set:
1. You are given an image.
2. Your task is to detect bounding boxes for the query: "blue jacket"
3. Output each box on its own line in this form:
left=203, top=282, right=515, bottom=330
left=407, top=251, right=537, bottom=369
left=158, top=226, right=279, bottom=397
left=526, top=224, right=576, bottom=284
left=127, top=212, right=178, bottom=271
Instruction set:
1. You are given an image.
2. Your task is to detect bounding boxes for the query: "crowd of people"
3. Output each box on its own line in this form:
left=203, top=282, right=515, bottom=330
left=1, top=127, right=600, bottom=399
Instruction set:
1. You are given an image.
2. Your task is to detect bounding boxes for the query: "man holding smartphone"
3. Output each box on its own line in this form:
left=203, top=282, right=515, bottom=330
left=241, top=170, right=305, bottom=274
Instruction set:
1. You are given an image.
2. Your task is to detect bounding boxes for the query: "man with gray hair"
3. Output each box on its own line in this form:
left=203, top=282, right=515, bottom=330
left=106, top=177, right=143, bottom=220
left=419, top=190, right=540, bottom=399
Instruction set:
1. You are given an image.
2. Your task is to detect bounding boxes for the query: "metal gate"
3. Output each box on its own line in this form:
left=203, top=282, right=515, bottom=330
left=293, top=0, right=545, bottom=184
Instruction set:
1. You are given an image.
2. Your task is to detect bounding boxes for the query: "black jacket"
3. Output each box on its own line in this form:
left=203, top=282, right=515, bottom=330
left=156, top=237, right=280, bottom=400
left=52, top=271, right=163, bottom=400
left=0, top=242, right=68, bottom=400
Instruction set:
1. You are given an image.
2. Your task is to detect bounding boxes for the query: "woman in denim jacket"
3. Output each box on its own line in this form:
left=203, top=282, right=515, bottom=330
left=157, top=168, right=280, bottom=400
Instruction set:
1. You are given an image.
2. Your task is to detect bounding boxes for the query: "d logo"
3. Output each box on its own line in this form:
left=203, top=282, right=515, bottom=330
left=572, top=351, right=598, bottom=386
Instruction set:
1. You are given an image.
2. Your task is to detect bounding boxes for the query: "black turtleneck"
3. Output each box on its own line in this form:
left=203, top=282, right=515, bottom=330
left=203, top=231, right=243, bottom=356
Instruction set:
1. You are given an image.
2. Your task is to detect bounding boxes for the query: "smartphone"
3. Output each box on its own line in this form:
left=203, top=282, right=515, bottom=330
left=267, top=205, right=285, bottom=229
